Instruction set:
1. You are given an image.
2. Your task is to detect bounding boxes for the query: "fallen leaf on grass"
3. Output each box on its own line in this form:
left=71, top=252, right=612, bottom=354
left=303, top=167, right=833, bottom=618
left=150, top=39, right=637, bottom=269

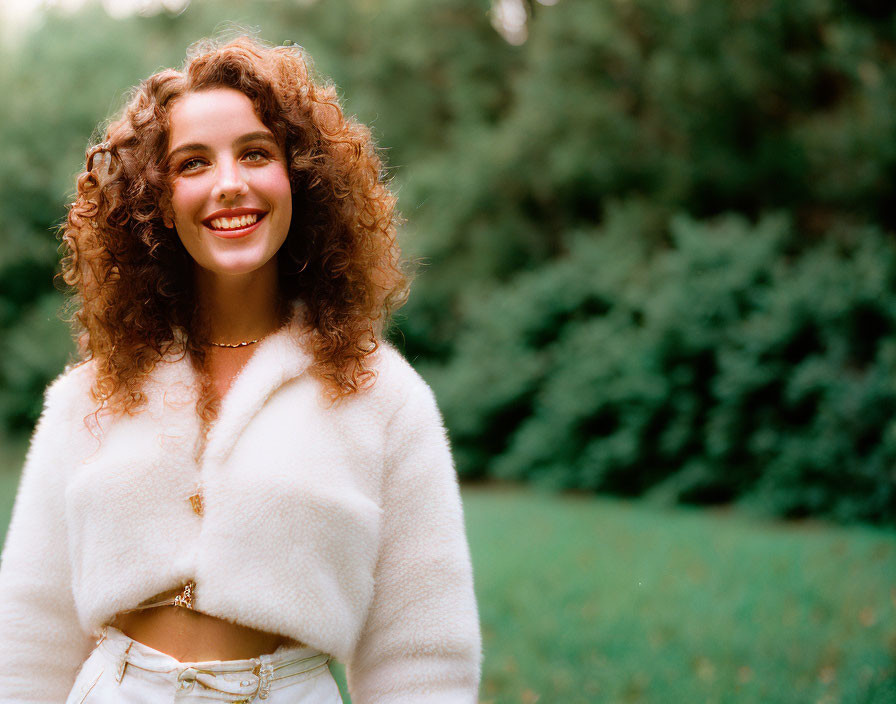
left=694, top=656, right=715, bottom=682
left=551, top=669, right=573, bottom=690
left=859, top=606, right=876, bottom=627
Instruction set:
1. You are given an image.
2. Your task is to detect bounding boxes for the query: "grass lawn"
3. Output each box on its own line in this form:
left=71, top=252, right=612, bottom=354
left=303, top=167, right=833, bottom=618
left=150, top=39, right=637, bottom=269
left=1, top=445, right=894, bottom=703
left=461, top=483, right=895, bottom=704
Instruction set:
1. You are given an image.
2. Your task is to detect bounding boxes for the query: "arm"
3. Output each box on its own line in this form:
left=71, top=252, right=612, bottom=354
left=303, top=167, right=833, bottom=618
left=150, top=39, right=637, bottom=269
left=0, top=374, right=94, bottom=703
left=347, top=378, right=483, bottom=703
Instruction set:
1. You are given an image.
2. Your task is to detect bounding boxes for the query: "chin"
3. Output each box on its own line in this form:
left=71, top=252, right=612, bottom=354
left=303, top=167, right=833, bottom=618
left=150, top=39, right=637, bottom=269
left=198, top=255, right=277, bottom=278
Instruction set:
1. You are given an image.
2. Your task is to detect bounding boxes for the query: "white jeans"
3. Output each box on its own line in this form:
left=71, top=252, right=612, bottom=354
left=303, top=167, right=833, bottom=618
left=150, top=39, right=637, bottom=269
left=66, top=626, right=344, bottom=703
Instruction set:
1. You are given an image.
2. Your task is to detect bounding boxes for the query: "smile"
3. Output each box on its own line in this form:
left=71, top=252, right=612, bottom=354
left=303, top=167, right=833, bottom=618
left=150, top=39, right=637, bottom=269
left=203, top=212, right=267, bottom=239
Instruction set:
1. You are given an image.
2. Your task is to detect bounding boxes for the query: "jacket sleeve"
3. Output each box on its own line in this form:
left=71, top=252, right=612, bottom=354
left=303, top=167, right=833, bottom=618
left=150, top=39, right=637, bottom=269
left=0, top=374, right=95, bottom=703
left=346, top=376, right=483, bottom=703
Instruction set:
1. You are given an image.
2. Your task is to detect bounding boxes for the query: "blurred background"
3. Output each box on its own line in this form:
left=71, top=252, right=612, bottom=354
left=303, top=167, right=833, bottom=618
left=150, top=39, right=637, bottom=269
left=1, top=0, right=895, bottom=701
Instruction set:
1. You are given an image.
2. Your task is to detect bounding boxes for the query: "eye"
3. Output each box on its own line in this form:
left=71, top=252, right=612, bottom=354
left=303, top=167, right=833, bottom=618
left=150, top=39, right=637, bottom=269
left=243, top=149, right=271, bottom=163
left=179, top=157, right=206, bottom=172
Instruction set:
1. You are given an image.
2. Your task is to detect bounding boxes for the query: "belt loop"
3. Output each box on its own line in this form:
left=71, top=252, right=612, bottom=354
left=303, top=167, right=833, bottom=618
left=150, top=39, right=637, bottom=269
left=254, top=655, right=274, bottom=700
left=115, top=641, right=133, bottom=684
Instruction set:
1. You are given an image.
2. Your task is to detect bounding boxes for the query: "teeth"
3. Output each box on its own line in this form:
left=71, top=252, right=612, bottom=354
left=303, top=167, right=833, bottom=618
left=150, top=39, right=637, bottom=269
left=209, top=213, right=259, bottom=230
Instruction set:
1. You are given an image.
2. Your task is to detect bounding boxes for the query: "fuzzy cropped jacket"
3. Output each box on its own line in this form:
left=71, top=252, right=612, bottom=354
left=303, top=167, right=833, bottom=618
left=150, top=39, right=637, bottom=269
left=0, top=308, right=482, bottom=703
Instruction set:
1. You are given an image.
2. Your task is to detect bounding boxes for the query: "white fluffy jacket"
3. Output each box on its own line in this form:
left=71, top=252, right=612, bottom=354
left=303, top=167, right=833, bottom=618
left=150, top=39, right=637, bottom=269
left=0, top=309, right=482, bottom=703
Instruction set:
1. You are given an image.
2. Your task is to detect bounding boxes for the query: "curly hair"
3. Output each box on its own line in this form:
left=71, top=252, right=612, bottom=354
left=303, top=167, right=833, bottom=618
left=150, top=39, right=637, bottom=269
left=61, top=35, right=409, bottom=427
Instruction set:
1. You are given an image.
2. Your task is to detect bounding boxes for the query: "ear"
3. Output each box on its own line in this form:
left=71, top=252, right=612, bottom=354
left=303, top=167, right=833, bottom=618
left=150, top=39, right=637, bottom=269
left=163, top=216, right=174, bottom=229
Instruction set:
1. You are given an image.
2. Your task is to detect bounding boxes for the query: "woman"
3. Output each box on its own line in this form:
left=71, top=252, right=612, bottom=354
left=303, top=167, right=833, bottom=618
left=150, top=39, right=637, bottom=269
left=0, top=36, right=482, bottom=703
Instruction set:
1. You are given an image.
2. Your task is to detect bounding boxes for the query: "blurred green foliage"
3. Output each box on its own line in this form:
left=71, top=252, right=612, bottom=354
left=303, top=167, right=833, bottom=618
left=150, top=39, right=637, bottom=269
left=430, top=207, right=896, bottom=523
left=1, top=0, right=896, bottom=524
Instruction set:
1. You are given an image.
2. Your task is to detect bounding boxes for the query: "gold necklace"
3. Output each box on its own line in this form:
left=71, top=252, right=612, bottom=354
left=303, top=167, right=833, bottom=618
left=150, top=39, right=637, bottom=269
left=208, top=338, right=260, bottom=348
left=207, top=310, right=286, bottom=348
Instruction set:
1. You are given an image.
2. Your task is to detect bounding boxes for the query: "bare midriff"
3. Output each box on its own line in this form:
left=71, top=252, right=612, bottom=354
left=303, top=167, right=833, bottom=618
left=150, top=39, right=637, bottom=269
left=109, top=607, right=307, bottom=662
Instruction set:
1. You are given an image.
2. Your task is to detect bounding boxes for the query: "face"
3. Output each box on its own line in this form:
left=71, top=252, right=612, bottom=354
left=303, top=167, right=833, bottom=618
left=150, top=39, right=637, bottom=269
left=166, top=87, right=292, bottom=281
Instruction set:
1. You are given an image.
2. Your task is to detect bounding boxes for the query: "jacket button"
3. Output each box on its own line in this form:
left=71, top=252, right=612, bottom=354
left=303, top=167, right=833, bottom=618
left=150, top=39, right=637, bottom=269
left=188, top=491, right=203, bottom=516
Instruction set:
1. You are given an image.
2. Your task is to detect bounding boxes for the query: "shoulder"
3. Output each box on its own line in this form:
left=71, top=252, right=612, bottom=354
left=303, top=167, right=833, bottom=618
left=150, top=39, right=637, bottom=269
left=51, top=357, right=96, bottom=395
left=366, top=340, right=438, bottom=413
left=362, top=342, right=450, bottom=451
left=39, top=359, right=97, bottom=424
left=20, top=359, right=99, bottom=464
left=365, top=345, right=455, bottom=484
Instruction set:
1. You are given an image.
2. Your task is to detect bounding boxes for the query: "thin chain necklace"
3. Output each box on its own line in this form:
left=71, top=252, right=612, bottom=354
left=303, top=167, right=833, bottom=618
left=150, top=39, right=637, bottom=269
left=209, top=322, right=282, bottom=348
left=206, top=303, right=289, bottom=349
left=209, top=338, right=260, bottom=348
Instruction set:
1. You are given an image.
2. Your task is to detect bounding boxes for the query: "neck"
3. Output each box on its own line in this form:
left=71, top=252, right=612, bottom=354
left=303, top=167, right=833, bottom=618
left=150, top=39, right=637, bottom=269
left=194, top=261, right=284, bottom=345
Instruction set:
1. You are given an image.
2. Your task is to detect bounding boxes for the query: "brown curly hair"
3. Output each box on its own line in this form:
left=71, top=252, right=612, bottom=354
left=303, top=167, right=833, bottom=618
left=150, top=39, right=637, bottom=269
left=61, top=35, right=409, bottom=426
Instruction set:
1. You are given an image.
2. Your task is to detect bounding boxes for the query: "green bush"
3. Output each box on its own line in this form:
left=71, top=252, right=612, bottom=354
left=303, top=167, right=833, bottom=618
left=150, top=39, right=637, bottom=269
left=430, top=207, right=896, bottom=525
left=710, top=226, right=896, bottom=522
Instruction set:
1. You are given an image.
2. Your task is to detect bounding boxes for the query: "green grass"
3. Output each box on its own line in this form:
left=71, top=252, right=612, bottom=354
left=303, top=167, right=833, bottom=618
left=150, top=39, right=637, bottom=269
left=2, top=443, right=894, bottom=703
left=464, top=484, right=896, bottom=704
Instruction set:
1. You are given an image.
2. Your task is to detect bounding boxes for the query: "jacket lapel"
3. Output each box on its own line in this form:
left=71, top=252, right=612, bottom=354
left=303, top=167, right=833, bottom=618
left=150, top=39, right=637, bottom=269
left=200, top=301, right=314, bottom=464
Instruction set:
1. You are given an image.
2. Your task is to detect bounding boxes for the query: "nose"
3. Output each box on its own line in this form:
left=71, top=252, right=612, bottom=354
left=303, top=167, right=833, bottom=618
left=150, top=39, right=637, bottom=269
left=211, top=157, right=249, bottom=202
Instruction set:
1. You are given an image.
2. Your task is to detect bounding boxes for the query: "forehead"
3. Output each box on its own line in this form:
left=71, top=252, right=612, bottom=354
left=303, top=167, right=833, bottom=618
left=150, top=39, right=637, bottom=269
left=167, top=87, right=270, bottom=150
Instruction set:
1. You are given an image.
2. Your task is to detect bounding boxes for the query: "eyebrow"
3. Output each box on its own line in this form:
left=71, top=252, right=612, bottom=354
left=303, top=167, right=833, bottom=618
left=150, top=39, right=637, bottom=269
left=167, top=131, right=280, bottom=162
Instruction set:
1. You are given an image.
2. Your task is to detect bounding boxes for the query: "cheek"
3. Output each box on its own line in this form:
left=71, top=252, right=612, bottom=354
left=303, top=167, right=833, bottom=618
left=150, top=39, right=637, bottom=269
left=257, top=168, right=293, bottom=212
left=170, top=182, right=206, bottom=221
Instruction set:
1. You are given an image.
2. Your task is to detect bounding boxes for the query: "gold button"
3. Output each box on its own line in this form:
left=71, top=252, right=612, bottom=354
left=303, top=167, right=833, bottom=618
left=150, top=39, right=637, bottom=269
left=188, top=491, right=203, bottom=516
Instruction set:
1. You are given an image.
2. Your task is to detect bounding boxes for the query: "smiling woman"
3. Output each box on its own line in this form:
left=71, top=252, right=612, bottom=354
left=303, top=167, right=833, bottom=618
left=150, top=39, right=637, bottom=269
left=0, top=35, right=482, bottom=704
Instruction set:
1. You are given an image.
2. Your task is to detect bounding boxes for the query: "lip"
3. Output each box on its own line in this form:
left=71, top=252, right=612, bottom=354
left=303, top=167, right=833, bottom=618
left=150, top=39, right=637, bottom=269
left=201, top=207, right=268, bottom=239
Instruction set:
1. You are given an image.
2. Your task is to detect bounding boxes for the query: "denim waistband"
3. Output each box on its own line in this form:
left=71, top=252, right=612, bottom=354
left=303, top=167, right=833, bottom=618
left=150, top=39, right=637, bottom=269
left=97, top=626, right=331, bottom=699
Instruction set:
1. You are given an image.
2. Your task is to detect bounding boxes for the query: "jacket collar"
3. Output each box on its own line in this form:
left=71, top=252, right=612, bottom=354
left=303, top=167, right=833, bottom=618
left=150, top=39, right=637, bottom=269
left=151, top=299, right=315, bottom=463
